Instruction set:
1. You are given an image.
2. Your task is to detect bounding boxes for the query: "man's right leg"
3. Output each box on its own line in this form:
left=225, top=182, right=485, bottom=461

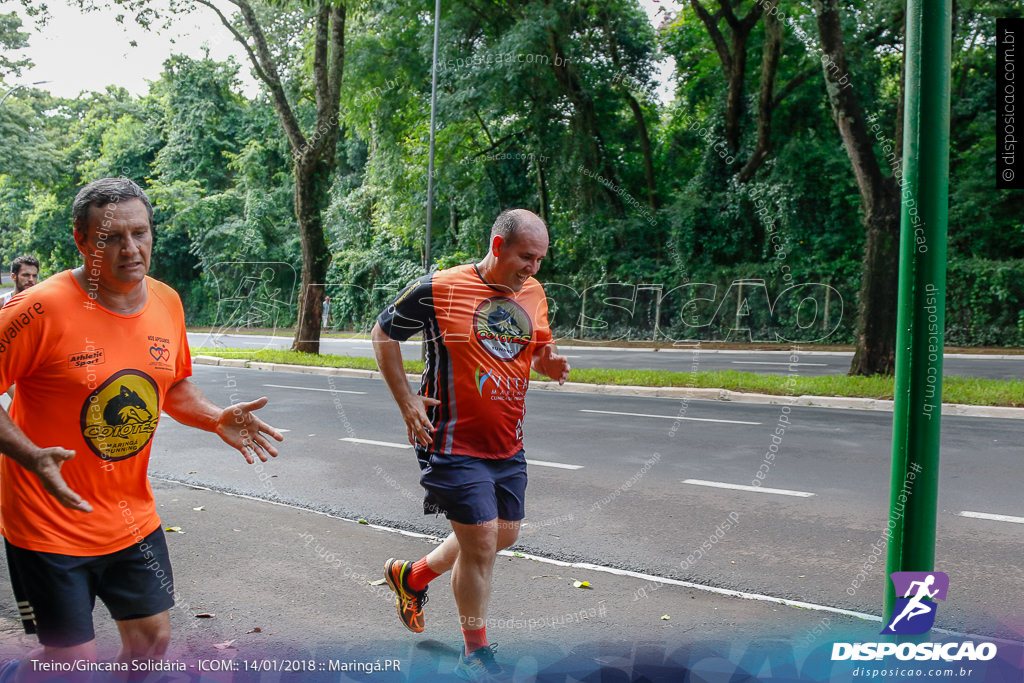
left=5, top=540, right=101, bottom=683
left=13, top=643, right=98, bottom=683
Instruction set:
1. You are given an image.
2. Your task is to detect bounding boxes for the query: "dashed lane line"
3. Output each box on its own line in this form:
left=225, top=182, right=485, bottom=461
left=340, top=437, right=411, bottom=449
left=263, top=383, right=367, bottom=395
left=580, top=409, right=760, bottom=425
left=683, top=479, right=815, bottom=498
left=959, top=511, right=1024, bottom=524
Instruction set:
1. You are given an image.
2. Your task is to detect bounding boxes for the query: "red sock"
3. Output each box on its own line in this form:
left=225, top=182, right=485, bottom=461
left=406, top=557, right=441, bottom=593
left=462, top=625, right=488, bottom=655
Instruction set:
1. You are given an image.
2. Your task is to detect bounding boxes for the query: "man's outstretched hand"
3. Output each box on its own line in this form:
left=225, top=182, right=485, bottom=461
left=214, top=396, right=284, bottom=464
left=29, top=447, right=93, bottom=513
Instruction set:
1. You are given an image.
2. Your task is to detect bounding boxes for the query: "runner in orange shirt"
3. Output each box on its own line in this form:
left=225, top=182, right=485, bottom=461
left=372, top=209, right=570, bottom=681
left=0, top=178, right=283, bottom=681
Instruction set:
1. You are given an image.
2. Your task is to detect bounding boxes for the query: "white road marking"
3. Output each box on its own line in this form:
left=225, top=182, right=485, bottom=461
left=148, top=476, right=877, bottom=622
left=527, top=459, right=583, bottom=470
left=959, top=511, right=1024, bottom=524
left=263, top=384, right=366, bottom=395
left=580, top=409, right=760, bottom=425
left=731, top=361, right=828, bottom=366
left=683, top=479, right=815, bottom=498
left=151, top=474, right=1024, bottom=646
left=340, top=437, right=412, bottom=449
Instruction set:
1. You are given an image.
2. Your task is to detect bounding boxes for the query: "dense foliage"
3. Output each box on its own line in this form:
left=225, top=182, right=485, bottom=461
left=1, top=0, right=1020, bottom=348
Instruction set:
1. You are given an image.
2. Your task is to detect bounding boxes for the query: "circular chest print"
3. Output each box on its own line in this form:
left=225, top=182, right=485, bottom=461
left=79, top=369, right=160, bottom=461
left=473, top=296, right=533, bottom=361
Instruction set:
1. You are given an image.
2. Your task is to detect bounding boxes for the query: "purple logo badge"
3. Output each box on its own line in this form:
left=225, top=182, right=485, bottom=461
left=881, top=571, right=949, bottom=635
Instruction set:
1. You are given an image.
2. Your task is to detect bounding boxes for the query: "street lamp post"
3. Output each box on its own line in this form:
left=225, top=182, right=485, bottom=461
left=0, top=81, right=52, bottom=106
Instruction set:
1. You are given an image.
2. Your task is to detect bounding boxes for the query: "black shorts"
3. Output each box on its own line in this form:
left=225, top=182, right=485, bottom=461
left=417, top=448, right=528, bottom=525
left=5, top=527, right=175, bottom=648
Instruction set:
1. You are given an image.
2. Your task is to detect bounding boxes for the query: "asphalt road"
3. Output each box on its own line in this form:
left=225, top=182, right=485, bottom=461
left=151, top=365, right=1024, bottom=639
left=187, top=333, right=1024, bottom=380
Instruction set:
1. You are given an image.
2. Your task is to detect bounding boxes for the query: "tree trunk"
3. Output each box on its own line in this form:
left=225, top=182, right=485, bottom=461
left=292, top=160, right=333, bottom=353
left=624, top=93, right=658, bottom=210
left=850, top=198, right=901, bottom=374
left=690, top=0, right=763, bottom=157
left=815, top=0, right=901, bottom=375
left=601, top=13, right=658, bottom=210
left=548, top=34, right=624, bottom=212
left=736, top=8, right=781, bottom=183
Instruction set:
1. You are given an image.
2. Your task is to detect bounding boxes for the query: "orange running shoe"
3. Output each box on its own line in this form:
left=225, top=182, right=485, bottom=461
left=384, top=558, right=429, bottom=633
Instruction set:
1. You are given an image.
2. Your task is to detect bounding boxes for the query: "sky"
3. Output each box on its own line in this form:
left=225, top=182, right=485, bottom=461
left=6, top=0, right=680, bottom=101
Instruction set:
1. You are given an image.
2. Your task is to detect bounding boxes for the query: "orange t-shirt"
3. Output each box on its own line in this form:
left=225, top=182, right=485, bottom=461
left=378, top=264, right=552, bottom=459
left=0, top=271, right=191, bottom=556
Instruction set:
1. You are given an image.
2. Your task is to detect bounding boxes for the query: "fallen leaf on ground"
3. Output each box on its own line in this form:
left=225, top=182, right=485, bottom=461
left=193, top=506, right=205, bottom=511
left=194, top=613, right=215, bottom=619
left=357, top=519, right=369, bottom=525
left=246, top=627, right=262, bottom=634
left=212, top=640, right=236, bottom=650
left=165, top=526, right=184, bottom=533
left=187, top=471, right=198, bottom=474
left=661, top=615, right=671, bottom=620
left=572, top=580, right=592, bottom=589
left=369, top=579, right=386, bottom=586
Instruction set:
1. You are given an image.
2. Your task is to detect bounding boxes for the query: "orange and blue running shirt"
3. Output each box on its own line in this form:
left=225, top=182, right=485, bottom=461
left=378, top=264, right=553, bottom=460
left=0, top=271, right=191, bottom=556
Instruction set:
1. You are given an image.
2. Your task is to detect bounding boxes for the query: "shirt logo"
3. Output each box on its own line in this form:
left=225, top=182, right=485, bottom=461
left=68, top=349, right=106, bottom=369
left=881, top=571, right=949, bottom=635
left=475, top=365, right=498, bottom=395
left=79, top=369, right=159, bottom=462
left=473, top=297, right=533, bottom=362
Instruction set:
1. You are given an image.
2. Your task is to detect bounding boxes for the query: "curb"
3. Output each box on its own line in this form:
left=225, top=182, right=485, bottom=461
left=192, top=356, right=1024, bottom=420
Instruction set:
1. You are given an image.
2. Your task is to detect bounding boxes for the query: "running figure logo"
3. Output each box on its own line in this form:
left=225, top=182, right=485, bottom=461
left=881, top=571, right=949, bottom=635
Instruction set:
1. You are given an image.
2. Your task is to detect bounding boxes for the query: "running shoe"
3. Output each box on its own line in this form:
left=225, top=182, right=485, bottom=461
left=384, top=558, right=428, bottom=633
left=0, top=659, right=18, bottom=683
left=454, top=644, right=504, bottom=682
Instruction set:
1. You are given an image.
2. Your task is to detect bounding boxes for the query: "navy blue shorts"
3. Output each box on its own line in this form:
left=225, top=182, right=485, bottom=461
left=417, top=448, right=528, bottom=525
left=5, top=527, right=175, bottom=648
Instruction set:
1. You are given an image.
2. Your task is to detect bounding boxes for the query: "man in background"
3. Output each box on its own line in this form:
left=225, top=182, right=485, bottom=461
left=1, top=256, right=40, bottom=307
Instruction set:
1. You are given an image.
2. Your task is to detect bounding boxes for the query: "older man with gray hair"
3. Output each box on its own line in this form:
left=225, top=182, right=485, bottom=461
left=0, top=177, right=283, bottom=680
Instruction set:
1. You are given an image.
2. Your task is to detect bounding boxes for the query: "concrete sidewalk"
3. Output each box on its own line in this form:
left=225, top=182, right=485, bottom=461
left=0, top=478, right=895, bottom=679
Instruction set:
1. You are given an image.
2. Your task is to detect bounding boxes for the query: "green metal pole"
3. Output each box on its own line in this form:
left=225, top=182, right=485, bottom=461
left=883, top=0, right=952, bottom=628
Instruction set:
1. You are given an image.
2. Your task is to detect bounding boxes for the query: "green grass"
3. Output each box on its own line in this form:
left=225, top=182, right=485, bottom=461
left=194, top=347, right=424, bottom=374
left=192, top=348, right=1024, bottom=408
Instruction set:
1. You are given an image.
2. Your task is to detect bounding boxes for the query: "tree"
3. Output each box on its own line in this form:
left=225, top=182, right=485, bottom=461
left=814, top=0, right=902, bottom=374
left=87, top=0, right=346, bottom=353
left=191, top=0, right=344, bottom=353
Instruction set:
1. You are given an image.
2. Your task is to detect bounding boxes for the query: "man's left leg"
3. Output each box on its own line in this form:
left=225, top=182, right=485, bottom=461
left=116, top=611, right=170, bottom=662
left=100, top=528, right=175, bottom=671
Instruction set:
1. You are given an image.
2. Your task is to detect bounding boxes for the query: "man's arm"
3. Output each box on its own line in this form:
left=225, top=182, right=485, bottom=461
left=371, top=322, right=439, bottom=447
left=0, top=409, right=92, bottom=512
left=163, top=379, right=283, bottom=464
left=531, top=343, right=571, bottom=385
